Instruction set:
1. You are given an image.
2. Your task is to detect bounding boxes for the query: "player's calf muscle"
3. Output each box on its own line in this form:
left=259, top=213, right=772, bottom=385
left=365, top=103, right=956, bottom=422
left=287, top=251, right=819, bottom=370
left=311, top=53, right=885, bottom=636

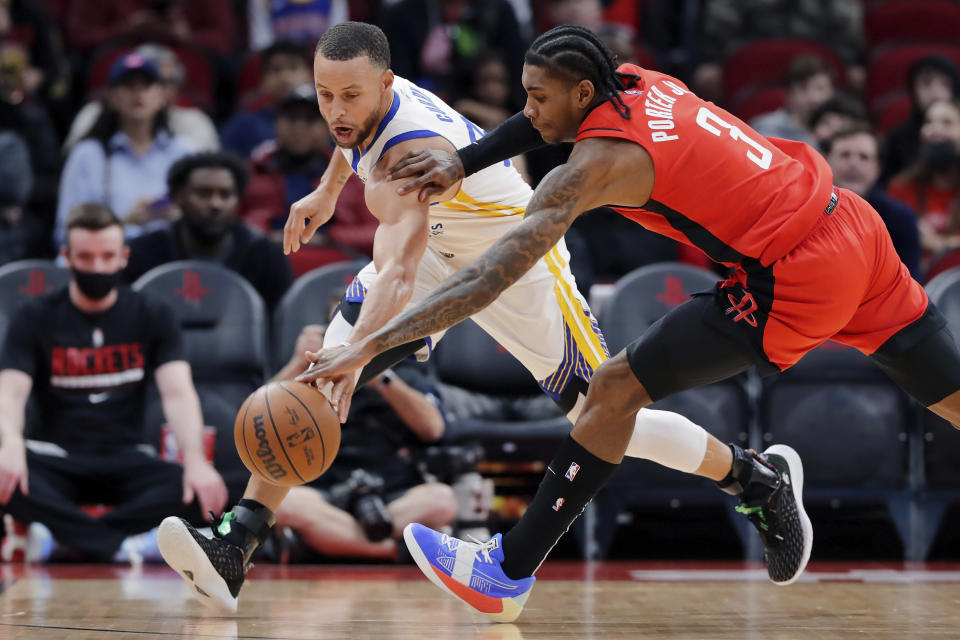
left=571, top=355, right=650, bottom=462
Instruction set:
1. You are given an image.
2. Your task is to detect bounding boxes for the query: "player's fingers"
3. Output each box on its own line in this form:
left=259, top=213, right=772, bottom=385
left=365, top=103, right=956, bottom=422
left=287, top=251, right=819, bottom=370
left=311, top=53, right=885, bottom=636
left=395, top=171, right=435, bottom=195
left=282, top=208, right=300, bottom=255
left=335, top=386, right=353, bottom=423
left=19, top=471, right=28, bottom=496
left=301, top=215, right=326, bottom=243
left=286, top=207, right=308, bottom=254
left=387, top=151, right=427, bottom=178
left=182, top=481, right=194, bottom=505
left=418, top=182, right=446, bottom=202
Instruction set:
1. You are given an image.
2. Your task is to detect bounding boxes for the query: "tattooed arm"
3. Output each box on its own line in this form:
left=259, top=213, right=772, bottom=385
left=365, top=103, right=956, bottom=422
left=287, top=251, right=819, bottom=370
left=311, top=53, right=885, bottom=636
left=296, top=137, right=640, bottom=382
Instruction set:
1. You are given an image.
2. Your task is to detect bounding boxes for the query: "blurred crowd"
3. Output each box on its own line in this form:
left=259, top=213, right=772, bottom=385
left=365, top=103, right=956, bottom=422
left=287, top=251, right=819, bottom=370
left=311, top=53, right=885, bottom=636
left=1, top=0, right=960, bottom=564
left=1, top=0, right=959, bottom=284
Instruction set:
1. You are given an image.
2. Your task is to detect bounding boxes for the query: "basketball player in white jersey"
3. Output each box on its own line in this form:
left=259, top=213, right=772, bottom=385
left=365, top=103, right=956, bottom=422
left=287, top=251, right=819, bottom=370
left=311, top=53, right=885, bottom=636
left=156, top=22, right=724, bottom=613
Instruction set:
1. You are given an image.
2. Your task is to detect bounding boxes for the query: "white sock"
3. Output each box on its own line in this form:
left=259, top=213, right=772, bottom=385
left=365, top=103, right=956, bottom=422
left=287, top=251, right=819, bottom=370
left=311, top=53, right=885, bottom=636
left=625, top=408, right=709, bottom=473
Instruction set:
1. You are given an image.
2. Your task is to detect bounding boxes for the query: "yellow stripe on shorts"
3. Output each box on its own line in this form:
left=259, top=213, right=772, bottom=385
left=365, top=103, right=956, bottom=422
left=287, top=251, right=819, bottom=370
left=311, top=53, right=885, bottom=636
left=543, top=246, right=608, bottom=369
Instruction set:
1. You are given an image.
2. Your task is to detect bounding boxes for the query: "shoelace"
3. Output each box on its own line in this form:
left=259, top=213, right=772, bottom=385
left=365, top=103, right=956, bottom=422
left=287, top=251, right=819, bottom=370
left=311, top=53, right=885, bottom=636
left=466, top=534, right=498, bottom=564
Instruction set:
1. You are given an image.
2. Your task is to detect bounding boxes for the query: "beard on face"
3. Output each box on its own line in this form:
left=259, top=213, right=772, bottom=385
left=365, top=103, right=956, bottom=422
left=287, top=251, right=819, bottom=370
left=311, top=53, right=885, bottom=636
left=181, top=205, right=234, bottom=246
left=330, top=105, right=382, bottom=149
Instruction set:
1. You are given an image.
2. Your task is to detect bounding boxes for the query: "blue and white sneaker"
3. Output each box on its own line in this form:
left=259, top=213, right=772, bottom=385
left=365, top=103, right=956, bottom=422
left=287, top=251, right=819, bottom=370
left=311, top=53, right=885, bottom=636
left=403, top=523, right=535, bottom=623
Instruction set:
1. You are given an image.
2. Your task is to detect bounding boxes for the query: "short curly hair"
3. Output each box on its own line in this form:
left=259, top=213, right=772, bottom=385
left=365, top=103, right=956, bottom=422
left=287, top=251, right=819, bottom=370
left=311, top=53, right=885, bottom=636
left=167, top=152, right=249, bottom=197
left=315, top=21, right=390, bottom=70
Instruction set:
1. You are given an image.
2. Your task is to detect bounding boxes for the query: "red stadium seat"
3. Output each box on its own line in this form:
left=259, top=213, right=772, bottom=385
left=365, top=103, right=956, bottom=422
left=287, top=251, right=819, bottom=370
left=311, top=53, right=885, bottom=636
left=722, top=39, right=846, bottom=108
left=866, top=0, right=960, bottom=50
left=236, top=51, right=263, bottom=106
left=733, top=86, right=786, bottom=123
left=874, top=94, right=912, bottom=135
left=634, top=44, right=659, bottom=71
left=866, top=44, right=960, bottom=109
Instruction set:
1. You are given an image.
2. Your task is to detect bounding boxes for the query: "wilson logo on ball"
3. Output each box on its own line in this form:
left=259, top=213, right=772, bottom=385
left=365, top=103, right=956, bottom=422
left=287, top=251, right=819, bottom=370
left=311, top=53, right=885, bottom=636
left=253, top=414, right=288, bottom=480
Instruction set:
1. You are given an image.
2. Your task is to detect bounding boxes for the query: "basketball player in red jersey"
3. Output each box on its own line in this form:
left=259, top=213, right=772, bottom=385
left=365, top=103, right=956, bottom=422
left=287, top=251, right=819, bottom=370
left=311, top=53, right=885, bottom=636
left=298, top=25, right=960, bottom=622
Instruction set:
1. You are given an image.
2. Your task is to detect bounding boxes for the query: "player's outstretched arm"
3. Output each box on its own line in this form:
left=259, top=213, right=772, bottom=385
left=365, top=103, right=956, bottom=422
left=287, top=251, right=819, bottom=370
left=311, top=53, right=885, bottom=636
left=387, top=112, right=546, bottom=201
left=297, top=139, right=617, bottom=383
left=283, top=148, right=354, bottom=254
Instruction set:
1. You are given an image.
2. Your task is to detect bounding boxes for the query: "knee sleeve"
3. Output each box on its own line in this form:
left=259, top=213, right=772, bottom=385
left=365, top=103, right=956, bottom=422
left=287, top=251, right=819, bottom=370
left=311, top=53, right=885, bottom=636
left=625, top=407, right=709, bottom=473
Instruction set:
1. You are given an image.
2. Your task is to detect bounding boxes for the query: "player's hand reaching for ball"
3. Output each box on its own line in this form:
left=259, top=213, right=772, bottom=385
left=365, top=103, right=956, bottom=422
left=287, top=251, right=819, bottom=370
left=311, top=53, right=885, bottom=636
left=283, top=188, right=337, bottom=255
left=388, top=149, right=464, bottom=202
left=296, top=342, right=375, bottom=422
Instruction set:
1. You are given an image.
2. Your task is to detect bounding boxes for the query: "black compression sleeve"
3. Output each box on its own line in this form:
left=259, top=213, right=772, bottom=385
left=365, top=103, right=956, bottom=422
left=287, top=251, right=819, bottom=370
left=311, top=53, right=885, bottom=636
left=457, top=112, right=547, bottom=177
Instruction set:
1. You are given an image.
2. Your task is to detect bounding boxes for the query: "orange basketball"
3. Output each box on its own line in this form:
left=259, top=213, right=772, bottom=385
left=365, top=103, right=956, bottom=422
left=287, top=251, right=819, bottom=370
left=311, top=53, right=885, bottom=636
left=234, top=381, right=341, bottom=487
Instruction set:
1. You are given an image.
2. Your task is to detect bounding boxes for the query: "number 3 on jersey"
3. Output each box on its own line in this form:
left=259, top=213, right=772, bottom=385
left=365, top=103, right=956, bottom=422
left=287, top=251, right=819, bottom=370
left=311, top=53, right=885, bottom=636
left=695, top=107, right=773, bottom=170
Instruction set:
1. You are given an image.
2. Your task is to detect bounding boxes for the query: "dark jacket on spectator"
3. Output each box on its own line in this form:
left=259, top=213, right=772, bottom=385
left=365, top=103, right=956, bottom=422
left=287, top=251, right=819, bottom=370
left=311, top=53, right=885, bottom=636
left=123, top=219, right=293, bottom=310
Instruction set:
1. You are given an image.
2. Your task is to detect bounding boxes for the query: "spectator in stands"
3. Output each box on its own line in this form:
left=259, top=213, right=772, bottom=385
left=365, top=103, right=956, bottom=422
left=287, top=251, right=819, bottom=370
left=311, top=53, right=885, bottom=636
left=0, top=131, right=34, bottom=265
left=808, top=92, right=867, bottom=151
left=123, top=152, right=294, bottom=311
left=64, top=0, right=238, bottom=58
left=244, top=85, right=376, bottom=263
left=0, top=41, right=60, bottom=239
left=889, top=99, right=960, bottom=262
left=247, top=0, right=348, bottom=50
left=0, top=203, right=230, bottom=563
left=65, top=44, right=219, bottom=153
left=454, top=50, right=520, bottom=133
left=55, top=53, right=195, bottom=248
left=691, top=0, right=863, bottom=104
left=824, top=125, right=921, bottom=280
left=221, top=40, right=313, bottom=158
left=272, top=323, right=458, bottom=561
left=382, top=0, right=526, bottom=99
left=750, top=54, right=834, bottom=147
left=0, top=0, right=70, bottom=107
left=880, top=56, right=960, bottom=187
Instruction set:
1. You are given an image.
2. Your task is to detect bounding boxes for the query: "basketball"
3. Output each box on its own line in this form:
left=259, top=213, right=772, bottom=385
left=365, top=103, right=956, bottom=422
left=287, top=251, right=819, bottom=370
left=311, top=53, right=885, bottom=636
left=233, top=381, right=341, bottom=487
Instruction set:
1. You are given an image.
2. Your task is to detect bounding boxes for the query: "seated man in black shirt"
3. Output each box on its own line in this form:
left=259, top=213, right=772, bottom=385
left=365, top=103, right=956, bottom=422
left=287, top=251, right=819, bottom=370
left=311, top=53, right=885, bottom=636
left=123, top=152, right=294, bottom=311
left=0, top=203, right=229, bottom=562
left=272, top=324, right=458, bottom=561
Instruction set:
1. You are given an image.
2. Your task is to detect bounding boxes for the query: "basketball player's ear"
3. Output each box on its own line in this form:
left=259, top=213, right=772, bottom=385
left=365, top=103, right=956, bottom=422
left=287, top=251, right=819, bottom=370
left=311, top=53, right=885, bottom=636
left=577, top=79, right=595, bottom=109
left=382, top=68, right=394, bottom=93
left=60, top=244, right=70, bottom=268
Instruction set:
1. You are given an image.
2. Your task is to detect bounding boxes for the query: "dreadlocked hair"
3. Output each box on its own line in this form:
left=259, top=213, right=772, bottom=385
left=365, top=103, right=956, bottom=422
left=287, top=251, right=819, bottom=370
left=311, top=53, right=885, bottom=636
left=525, top=24, right=642, bottom=119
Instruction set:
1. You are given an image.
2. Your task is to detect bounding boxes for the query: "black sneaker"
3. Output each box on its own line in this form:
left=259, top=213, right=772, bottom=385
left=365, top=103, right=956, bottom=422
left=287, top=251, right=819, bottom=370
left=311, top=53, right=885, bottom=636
left=733, top=445, right=813, bottom=585
left=157, top=515, right=247, bottom=613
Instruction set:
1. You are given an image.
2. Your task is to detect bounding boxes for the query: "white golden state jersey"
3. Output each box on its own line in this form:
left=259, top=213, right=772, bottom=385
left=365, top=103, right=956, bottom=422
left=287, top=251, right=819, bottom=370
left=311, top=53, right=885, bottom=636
left=337, top=75, right=533, bottom=264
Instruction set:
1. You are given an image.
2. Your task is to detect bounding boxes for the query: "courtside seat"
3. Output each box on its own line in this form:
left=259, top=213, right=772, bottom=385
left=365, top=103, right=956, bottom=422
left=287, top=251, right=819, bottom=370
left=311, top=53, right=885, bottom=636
left=133, top=261, right=268, bottom=471
left=595, top=263, right=753, bottom=559
left=270, top=260, right=368, bottom=374
left=0, top=260, right=71, bottom=342
left=760, top=339, right=917, bottom=559
left=435, top=318, right=569, bottom=460
left=920, top=268, right=960, bottom=558
left=722, top=39, right=845, bottom=109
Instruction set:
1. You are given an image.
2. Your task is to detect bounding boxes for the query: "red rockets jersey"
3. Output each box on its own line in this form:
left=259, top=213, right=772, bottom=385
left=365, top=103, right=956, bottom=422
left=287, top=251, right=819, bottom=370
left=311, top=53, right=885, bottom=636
left=576, top=64, right=836, bottom=268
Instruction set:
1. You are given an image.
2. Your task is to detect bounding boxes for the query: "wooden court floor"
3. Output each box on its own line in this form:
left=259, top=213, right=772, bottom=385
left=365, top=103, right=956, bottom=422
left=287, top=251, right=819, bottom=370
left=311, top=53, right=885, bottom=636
left=2, top=562, right=960, bottom=639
